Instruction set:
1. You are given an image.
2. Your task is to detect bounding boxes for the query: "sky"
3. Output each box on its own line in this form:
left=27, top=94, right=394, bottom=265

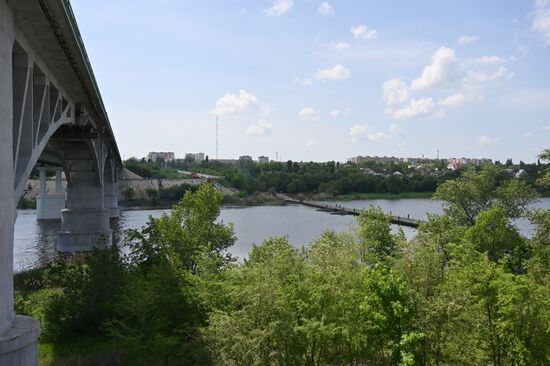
left=70, top=0, right=550, bottom=163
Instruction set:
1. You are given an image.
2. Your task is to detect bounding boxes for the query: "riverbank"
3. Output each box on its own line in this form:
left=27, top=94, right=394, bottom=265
left=315, top=191, right=434, bottom=201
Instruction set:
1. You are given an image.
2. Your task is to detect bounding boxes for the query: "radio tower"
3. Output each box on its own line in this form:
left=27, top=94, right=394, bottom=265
left=216, top=116, right=219, bottom=160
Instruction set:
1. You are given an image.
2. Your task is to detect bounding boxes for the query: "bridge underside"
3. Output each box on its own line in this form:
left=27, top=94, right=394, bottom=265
left=1, top=0, right=122, bottom=363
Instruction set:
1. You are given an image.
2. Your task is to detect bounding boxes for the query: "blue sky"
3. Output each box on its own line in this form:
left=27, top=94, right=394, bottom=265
left=71, top=0, right=550, bottom=162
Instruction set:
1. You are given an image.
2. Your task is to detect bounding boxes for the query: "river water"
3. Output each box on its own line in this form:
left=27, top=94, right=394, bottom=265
left=13, top=198, right=550, bottom=272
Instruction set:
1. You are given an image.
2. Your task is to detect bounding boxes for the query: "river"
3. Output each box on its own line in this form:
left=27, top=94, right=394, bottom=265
left=13, top=198, right=550, bottom=272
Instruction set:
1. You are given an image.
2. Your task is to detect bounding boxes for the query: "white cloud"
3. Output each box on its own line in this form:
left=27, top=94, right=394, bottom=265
left=544, top=124, right=550, bottom=130
left=245, top=120, right=273, bottom=135
left=318, top=2, right=334, bottom=15
left=383, top=78, right=411, bottom=107
left=382, top=46, right=511, bottom=120
left=212, top=90, right=260, bottom=115
left=533, top=0, right=550, bottom=45
left=390, top=123, right=403, bottom=134
left=298, top=107, right=319, bottom=120
left=368, top=132, right=391, bottom=141
left=329, top=107, right=351, bottom=117
left=458, top=35, right=480, bottom=45
left=328, top=41, right=351, bottom=50
left=350, top=124, right=391, bottom=141
left=437, top=93, right=467, bottom=108
left=411, top=47, right=461, bottom=91
left=479, top=135, right=496, bottom=145
left=315, top=64, right=351, bottom=80
left=264, top=0, right=293, bottom=16
left=464, top=66, right=509, bottom=86
left=351, top=25, right=378, bottom=40
left=260, top=104, right=273, bottom=116
left=393, top=98, right=438, bottom=120
left=350, top=124, right=369, bottom=141
left=475, top=55, right=507, bottom=64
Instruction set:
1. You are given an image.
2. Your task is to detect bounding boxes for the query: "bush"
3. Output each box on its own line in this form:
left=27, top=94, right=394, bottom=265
left=38, top=244, right=124, bottom=342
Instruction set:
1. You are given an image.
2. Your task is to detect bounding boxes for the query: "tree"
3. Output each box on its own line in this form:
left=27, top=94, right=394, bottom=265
left=108, top=184, right=236, bottom=364
left=205, top=237, right=305, bottom=365
left=361, top=265, right=422, bottom=365
left=357, top=206, right=400, bottom=263
left=539, top=149, right=550, bottom=161
left=434, top=165, right=537, bottom=225
left=537, top=149, right=550, bottom=188
left=465, top=207, right=524, bottom=261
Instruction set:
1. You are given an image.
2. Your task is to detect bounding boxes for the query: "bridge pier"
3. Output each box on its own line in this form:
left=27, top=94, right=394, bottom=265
left=104, top=182, right=120, bottom=218
left=104, top=162, right=120, bottom=219
left=0, top=1, right=40, bottom=362
left=36, top=167, right=65, bottom=221
left=57, top=172, right=112, bottom=252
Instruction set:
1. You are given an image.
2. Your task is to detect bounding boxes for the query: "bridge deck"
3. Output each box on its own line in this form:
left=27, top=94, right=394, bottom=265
left=275, top=194, right=425, bottom=228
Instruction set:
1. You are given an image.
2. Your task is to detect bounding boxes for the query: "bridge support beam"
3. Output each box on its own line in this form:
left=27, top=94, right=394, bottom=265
left=0, top=1, right=40, bottom=363
left=103, top=160, right=120, bottom=219
left=57, top=172, right=112, bottom=252
left=36, top=167, right=65, bottom=221
left=104, top=180, right=120, bottom=219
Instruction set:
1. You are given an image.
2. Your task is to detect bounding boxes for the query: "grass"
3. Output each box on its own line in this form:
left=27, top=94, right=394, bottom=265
left=39, top=336, right=126, bottom=366
left=322, top=191, right=434, bottom=201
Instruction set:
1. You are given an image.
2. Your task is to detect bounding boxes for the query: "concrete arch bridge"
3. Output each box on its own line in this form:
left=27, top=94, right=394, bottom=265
left=1, top=0, right=122, bottom=363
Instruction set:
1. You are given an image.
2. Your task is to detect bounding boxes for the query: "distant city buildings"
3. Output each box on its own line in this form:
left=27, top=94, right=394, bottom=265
left=258, top=156, right=269, bottom=164
left=147, top=152, right=175, bottom=162
left=348, top=155, right=439, bottom=165
left=184, top=152, right=206, bottom=162
left=446, top=157, right=493, bottom=170
left=447, top=159, right=461, bottom=171
left=348, top=155, right=493, bottom=171
left=215, top=159, right=239, bottom=165
left=239, top=155, right=253, bottom=162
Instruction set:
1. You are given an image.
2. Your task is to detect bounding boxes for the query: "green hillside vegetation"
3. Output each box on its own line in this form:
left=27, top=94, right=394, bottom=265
left=14, top=150, right=550, bottom=364
left=125, top=156, right=550, bottom=198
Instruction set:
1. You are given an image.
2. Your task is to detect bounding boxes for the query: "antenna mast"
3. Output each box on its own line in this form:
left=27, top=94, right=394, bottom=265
left=216, top=116, right=219, bottom=160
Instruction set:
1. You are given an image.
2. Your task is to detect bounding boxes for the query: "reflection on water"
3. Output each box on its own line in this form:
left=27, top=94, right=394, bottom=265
left=13, top=198, right=550, bottom=272
left=14, top=210, right=59, bottom=272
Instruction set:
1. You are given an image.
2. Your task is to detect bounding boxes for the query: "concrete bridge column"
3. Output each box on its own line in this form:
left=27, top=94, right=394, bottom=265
left=0, top=1, right=40, bottom=363
left=104, top=163, right=119, bottom=218
left=57, top=172, right=112, bottom=252
left=103, top=180, right=120, bottom=218
left=36, top=167, right=65, bottom=220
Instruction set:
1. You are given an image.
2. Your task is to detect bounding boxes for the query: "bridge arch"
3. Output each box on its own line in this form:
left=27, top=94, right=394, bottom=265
left=1, top=1, right=122, bottom=363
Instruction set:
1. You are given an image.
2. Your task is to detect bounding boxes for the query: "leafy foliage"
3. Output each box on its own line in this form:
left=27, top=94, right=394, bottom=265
left=15, top=158, right=550, bottom=365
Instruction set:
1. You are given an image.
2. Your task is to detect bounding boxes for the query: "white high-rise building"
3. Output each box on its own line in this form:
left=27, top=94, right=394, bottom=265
left=258, top=156, right=269, bottom=164
left=147, top=152, right=175, bottom=162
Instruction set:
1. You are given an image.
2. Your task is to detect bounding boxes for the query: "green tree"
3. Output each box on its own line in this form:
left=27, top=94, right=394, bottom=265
left=108, top=184, right=235, bottom=364
left=465, top=207, right=524, bottom=261
left=361, top=265, right=422, bottom=366
left=205, top=237, right=305, bottom=365
left=434, top=165, right=537, bottom=225
left=357, top=206, right=400, bottom=262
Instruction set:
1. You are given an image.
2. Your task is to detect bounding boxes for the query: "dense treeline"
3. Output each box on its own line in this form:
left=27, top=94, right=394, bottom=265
left=128, top=156, right=549, bottom=197
left=14, top=151, right=550, bottom=365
